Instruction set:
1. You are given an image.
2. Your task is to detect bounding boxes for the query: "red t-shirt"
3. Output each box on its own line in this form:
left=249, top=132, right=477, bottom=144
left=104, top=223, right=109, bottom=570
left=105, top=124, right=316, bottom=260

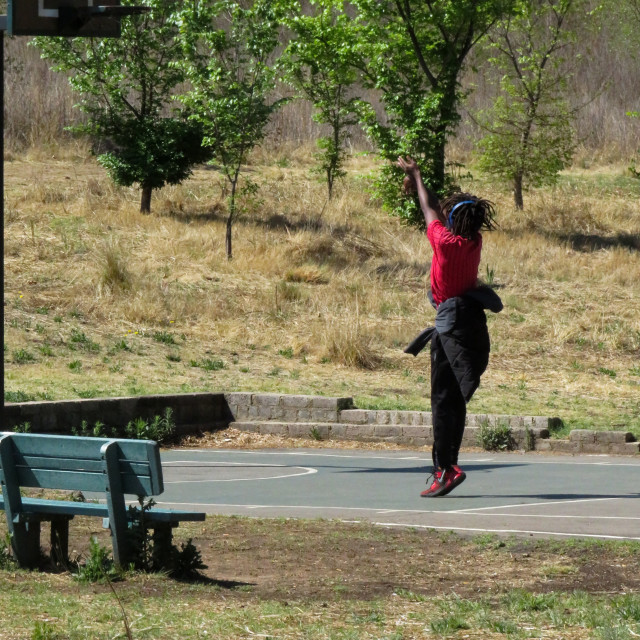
left=427, top=220, right=482, bottom=306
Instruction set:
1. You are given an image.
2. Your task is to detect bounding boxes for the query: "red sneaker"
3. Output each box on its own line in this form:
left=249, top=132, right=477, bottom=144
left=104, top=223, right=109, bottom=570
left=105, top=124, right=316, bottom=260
left=420, top=469, right=449, bottom=497
left=420, top=466, right=466, bottom=498
left=442, top=465, right=466, bottom=496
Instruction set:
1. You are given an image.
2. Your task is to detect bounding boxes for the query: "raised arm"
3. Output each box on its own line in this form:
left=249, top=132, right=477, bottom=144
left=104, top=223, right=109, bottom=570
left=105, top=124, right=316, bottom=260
left=397, top=156, right=443, bottom=227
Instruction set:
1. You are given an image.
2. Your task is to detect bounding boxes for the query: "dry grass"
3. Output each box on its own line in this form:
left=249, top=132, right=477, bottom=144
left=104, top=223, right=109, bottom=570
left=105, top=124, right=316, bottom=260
left=4, top=148, right=640, bottom=434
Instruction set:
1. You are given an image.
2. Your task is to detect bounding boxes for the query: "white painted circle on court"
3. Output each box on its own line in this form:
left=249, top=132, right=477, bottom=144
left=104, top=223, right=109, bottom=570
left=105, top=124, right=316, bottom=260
left=162, top=460, right=318, bottom=483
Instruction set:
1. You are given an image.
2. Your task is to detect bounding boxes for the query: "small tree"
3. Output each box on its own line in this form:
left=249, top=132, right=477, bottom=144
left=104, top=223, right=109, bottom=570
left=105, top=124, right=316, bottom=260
left=351, top=0, right=515, bottom=227
left=476, top=0, right=579, bottom=209
left=281, top=0, right=361, bottom=200
left=34, top=0, right=212, bottom=214
left=177, top=0, right=286, bottom=260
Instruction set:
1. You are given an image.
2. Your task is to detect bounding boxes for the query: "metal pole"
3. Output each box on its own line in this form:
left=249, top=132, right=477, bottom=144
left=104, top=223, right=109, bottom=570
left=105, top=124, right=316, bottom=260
left=1, top=27, right=4, bottom=430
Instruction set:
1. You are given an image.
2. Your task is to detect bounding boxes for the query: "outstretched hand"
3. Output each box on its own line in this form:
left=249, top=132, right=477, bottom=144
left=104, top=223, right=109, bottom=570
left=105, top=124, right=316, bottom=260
left=397, top=156, right=442, bottom=226
left=397, top=156, right=420, bottom=177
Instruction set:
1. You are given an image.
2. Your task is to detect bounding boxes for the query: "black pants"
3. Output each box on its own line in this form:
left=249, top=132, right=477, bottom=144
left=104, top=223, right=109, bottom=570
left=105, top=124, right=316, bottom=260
left=430, top=332, right=466, bottom=470
left=429, top=300, right=490, bottom=470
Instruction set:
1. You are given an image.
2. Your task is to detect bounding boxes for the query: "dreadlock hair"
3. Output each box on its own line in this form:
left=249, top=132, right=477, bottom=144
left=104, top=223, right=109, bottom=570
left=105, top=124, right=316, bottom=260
left=440, top=192, right=497, bottom=240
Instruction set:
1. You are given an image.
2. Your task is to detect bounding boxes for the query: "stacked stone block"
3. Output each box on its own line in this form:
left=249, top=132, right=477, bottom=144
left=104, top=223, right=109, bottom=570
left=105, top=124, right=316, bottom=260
left=535, top=430, right=640, bottom=455
left=224, top=393, right=354, bottom=424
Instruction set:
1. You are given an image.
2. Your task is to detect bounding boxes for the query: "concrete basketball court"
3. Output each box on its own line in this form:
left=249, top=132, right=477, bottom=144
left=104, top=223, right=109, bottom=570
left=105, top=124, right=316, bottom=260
left=152, top=448, right=640, bottom=541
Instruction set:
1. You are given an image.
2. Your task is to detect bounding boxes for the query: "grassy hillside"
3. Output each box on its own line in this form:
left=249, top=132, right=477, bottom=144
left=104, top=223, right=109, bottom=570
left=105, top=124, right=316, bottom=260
left=4, top=145, right=640, bottom=436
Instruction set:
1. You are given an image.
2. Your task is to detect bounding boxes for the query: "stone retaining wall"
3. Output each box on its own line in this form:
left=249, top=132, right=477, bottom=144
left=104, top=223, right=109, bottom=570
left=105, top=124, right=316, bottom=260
left=2, top=392, right=638, bottom=455
left=231, top=421, right=550, bottom=450
left=3, top=393, right=233, bottom=435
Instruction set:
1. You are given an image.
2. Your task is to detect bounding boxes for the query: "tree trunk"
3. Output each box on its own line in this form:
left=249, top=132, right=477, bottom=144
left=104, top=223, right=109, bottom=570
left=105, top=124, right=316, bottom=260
left=433, top=133, right=446, bottom=196
left=140, top=185, right=153, bottom=214
left=225, top=181, right=237, bottom=260
left=327, top=168, right=334, bottom=200
left=513, top=173, right=524, bottom=210
left=225, top=213, right=233, bottom=260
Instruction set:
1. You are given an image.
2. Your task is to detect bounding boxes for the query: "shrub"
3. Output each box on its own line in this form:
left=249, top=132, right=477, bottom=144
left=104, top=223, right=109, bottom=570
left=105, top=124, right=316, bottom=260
left=69, top=328, right=100, bottom=352
left=127, top=498, right=207, bottom=577
left=74, top=537, right=121, bottom=583
left=71, top=409, right=176, bottom=444
left=323, top=319, right=382, bottom=370
left=5, top=390, right=37, bottom=403
left=0, top=534, right=16, bottom=570
left=153, top=331, right=176, bottom=345
left=13, top=349, right=35, bottom=364
left=190, top=358, right=225, bottom=371
left=99, top=241, right=132, bottom=293
left=124, top=408, right=176, bottom=444
left=477, top=420, right=514, bottom=451
left=31, top=621, right=62, bottom=640
left=72, top=420, right=112, bottom=438
left=168, top=539, right=208, bottom=579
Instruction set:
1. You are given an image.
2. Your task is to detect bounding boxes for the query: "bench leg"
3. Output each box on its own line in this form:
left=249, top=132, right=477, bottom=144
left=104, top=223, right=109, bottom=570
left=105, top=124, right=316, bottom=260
left=10, top=521, right=42, bottom=569
left=50, top=517, right=71, bottom=567
left=152, top=524, right=173, bottom=570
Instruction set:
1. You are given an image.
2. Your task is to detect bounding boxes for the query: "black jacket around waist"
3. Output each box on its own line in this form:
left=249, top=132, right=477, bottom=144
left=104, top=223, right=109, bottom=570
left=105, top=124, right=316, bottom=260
left=404, top=286, right=502, bottom=402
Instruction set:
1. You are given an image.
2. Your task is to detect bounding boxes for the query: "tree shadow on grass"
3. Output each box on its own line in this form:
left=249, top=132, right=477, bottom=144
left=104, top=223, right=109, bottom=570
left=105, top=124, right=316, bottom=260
left=551, top=232, right=640, bottom=252
left=158, top=204, right=226, bottom=225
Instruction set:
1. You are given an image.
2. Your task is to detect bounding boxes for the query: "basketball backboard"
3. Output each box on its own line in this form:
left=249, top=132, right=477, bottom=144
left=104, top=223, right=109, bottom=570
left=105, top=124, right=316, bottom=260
left=8, top=0, right=122, bottom=37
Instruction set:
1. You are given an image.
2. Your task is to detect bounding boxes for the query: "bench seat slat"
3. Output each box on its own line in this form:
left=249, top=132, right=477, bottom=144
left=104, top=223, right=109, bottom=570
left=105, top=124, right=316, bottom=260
left=11, top=498, right=109, bottom=519
left=1, top=496, right=205, bottom=522
left=140, top=509, right=206, bottom=523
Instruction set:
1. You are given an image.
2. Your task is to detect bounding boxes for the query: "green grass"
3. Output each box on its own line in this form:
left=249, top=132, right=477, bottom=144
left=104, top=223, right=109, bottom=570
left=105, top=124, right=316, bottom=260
left=5, top=390, right=38, bottom=403
left=190, top=358, right=225, bottom=371
left=0, top=567, right=637, bottom=639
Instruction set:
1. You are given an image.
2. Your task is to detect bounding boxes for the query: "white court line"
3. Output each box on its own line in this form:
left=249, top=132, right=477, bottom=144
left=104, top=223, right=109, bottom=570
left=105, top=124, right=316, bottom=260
left=163, top=460, right=295, bottom=466
left=455, top=512, right=640, bottom=520
left=365, top=522, right=640, bottom=541
left=155, top=500, right=640, bottom=520
left=153, top=502, right=640, bottom=540
left=449, top=496, right=623, bottom=513
left=164, top=465, right=317, bottom=484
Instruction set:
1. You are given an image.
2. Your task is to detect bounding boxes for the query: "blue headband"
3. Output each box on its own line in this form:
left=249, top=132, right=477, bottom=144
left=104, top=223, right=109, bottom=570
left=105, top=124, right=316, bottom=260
left=448, top=200, right=475, bottom=228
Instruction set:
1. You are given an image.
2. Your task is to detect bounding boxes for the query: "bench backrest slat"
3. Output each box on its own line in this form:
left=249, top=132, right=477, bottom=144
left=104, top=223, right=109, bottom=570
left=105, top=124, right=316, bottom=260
left=17, top=455, right=155, bottom=480
left=0, top=433, right=163, bottom=496
left=13, top=466, right=156, bottom=495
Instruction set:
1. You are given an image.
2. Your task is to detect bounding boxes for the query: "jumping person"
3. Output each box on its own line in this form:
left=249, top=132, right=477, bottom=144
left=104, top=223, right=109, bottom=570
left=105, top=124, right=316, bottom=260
left=398, top=156, right=502, bottom=498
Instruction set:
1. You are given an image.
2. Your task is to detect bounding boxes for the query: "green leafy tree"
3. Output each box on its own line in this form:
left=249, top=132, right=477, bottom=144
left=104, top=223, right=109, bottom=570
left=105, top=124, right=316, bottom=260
left=177, top=0, right=287, bottom=260
left=476, top=0, right=579, bottom=209
left=351, top=0, right=515, bottom=227
left=282, top=0, right=361, bottom=200
left=34, top=0, right=212, bottom=214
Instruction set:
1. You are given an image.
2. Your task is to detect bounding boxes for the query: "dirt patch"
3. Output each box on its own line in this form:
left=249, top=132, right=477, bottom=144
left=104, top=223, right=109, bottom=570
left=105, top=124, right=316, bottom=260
left=54, top=515, right=640, bottom=603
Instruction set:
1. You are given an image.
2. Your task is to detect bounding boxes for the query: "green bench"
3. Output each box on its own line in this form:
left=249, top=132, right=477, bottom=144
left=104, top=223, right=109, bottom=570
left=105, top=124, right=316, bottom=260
left=0, top=432, right=206, bottom=568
